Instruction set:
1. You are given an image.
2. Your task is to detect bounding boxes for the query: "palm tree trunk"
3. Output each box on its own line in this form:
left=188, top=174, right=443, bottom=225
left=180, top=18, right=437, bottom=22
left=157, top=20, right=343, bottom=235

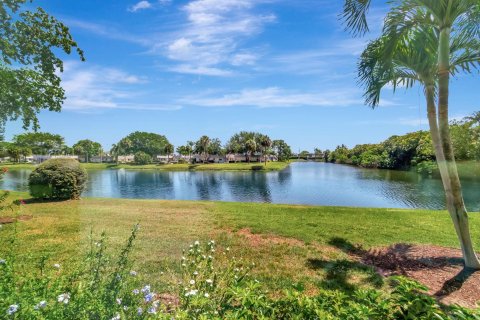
left=437, top=28, right=480, bottom=269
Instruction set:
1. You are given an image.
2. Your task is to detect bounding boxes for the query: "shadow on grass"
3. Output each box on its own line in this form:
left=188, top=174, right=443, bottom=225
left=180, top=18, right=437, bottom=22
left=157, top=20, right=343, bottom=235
left=434, top=268, right=479, bottom=298
left=306, top=258, right=384, bottom=292
left=326, top=237, right=476, bottom=299
left=17, top=198, right=72, bottom=205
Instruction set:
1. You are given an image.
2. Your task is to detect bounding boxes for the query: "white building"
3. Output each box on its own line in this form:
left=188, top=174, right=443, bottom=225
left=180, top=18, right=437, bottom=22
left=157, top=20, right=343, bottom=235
left=117, top=155, right=135, bottom=163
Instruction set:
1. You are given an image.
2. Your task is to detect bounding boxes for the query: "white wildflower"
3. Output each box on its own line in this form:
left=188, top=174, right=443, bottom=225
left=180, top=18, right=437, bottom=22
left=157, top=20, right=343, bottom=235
left=185, top=289, right=198, bottom=297
left=57, top=293, right=70, bottom=304
left=7, top=305, right=18, bottom=315
left=34, top=300, right=47, bottom=310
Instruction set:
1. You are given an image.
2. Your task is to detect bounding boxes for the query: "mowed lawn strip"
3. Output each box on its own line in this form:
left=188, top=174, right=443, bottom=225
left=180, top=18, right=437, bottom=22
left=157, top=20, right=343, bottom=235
left=2, top=195, right=479, bottom=293
left=211, top=201, right=480, bottom=249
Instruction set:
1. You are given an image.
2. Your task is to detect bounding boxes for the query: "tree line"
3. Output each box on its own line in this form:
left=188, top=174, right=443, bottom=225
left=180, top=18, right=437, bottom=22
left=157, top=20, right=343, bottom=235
left=0, top=131, right=293, bottom=163
left=314, top=113, right=480, bottom=171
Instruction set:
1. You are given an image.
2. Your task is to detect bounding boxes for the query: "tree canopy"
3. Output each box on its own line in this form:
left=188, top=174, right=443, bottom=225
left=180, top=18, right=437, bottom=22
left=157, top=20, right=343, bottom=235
left=13, top=132, right=64, bottom=155
left=114, top=132, right=170, bottom=157
left=73, top=139, right=103, bottom=160
left=1, top=0, right=84, bottom=131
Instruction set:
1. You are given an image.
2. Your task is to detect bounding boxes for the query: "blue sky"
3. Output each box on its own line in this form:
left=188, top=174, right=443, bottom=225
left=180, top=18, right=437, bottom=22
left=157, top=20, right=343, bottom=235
left=4, top=0, right=480, bottom=152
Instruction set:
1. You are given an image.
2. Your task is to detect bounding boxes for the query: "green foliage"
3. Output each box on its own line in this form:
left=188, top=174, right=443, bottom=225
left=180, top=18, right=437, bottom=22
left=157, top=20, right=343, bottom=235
left=0, top=0, right=84, bottom=131
left=226, top=132, right=271, bottom=155
left=134, top=152, right=153, bottom=165
left=326, top=116, right=480, bottom=170
left=194, top=136, right=211, bottom=162
left=176, top=145, right=192, bottom=157
left=272, top=139, right=292, bottom=161
left=13, top=132, right=65, bottom=155
left=73, top=140, right=103, bottom=161
left=115, top=132, right=170, bottom=157
left=416, top=161, right=438, bottom=176
left=28, top=158, right=87, bottom=200
left=0, top=167, right=10, bottom=211
left=164, top=143, right=174, bottom=156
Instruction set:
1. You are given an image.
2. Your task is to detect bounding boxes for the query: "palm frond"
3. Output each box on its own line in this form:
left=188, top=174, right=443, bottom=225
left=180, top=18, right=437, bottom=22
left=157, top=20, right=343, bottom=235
left=341, top=0, right=371, bottom=37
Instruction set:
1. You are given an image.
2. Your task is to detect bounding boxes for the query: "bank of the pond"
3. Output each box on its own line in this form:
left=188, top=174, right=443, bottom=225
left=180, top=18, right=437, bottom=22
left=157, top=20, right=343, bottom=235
left=1, top=161, right=290, bottom=172
left=2, top=194, right=480, bottom=303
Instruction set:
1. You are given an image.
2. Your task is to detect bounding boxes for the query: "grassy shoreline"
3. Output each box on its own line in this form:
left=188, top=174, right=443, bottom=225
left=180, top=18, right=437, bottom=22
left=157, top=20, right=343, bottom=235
left=1, top=194, right=478, bottom=296
left=1, top=161, right=291, bottom=172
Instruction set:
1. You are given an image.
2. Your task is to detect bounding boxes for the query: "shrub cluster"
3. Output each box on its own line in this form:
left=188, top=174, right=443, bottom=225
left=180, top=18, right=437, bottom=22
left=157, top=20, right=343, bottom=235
left=134, top=152, right=153, bottom=165
left=28, top=159, right=87, bottom=200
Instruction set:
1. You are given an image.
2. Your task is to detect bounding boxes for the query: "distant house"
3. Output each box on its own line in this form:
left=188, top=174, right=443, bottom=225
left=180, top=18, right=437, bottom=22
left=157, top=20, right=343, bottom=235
left=117, top=155, right=135, bottom=163
left=0, top=157, right=11, bottom=163
left=156, top=155, right=178, bottom=164
left=90, top=155, right=115, bottom=163
left=191, top=154, right=226, bottom=163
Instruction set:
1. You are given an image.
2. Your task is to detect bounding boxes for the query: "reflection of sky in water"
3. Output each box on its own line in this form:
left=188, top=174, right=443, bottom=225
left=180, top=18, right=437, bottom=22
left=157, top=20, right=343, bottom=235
left=1, top=162, right=480, bottom=210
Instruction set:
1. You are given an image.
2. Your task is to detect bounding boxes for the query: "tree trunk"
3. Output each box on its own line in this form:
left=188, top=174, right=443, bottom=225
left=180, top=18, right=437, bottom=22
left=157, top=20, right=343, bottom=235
left=437, top=28, right=480, bottom=269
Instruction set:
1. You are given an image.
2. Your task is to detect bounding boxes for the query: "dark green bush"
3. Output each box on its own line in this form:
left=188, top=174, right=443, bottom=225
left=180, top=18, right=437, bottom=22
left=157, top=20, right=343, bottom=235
left=28, top=158, right=87, bottom=200
left=134, top=151, right=152, bottom=165
left=417, top=161, right=439, bottom=176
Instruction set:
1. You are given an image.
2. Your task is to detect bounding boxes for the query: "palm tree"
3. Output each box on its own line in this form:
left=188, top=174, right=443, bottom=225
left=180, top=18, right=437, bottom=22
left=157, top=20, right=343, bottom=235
left=259, top=136, right=272, bottom=165
left=245, top=139, right=257, bottom=163
left=164, top=143, right=174, bottom=163
left=199, top=136, right=210, bottom=163
left=357, top=1, right=480, bottom=269
left=187, top=140, right=195, bottom=162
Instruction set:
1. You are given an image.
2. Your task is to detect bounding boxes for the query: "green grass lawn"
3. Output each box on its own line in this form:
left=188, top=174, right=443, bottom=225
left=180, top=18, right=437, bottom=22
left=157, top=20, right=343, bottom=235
left=2, top=161, right=290, bottom=172
left=1, top=194, right=476, bottom=295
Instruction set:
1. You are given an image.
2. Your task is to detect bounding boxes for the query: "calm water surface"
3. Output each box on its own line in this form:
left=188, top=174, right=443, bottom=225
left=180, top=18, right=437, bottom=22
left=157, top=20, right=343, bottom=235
left=2, top=162, right=480, bottom=210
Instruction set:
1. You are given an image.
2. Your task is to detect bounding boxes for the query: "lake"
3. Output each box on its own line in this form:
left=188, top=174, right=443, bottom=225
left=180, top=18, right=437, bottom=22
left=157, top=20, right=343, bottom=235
left=2, top=162, right=480, bottom=210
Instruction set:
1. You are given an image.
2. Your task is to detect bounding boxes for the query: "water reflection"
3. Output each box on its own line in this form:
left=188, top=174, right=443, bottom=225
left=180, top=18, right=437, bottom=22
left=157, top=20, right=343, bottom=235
left=1, top=162, right=480, bottom=210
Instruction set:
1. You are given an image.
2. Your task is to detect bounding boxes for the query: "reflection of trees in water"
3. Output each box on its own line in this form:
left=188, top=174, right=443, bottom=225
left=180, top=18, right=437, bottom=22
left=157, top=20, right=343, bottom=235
left=354, top=167, right=447, bottom=209
left=112, top=170, right=175, bottom=199
left=276, top=165, right=292, bottom=186
left=194, top=173, right=223, bottom=201
left=226, top=172, right=271, bottom=203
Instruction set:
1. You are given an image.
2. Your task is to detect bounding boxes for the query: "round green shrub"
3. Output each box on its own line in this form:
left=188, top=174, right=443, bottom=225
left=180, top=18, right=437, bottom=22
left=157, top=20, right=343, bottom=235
left=134, top=151, right=152, bottom=165
left=29, top=158, right=87, bottom=200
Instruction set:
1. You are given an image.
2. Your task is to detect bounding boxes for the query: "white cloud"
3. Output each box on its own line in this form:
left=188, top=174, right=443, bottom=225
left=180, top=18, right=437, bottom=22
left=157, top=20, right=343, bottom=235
left=180, top=87, right=362, bottom=108
left=162, top=0, right=275, bottom=76
left=169, top=64, right=233, bottom=76
left=264, top=38, right=367, bottom=76
left=64, top=19, right=151, bottom=46
left=128, top=1, right=153, bottom=12
left=60, top=61, right=181, bottom=111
